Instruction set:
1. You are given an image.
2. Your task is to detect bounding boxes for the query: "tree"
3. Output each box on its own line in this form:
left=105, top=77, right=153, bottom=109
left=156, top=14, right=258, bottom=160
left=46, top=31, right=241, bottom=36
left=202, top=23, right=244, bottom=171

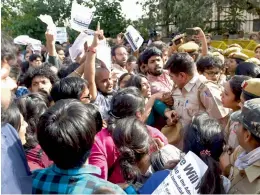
left=1, top=0, right=129, bottom=42
left=137, top=0, right=213, bottom=37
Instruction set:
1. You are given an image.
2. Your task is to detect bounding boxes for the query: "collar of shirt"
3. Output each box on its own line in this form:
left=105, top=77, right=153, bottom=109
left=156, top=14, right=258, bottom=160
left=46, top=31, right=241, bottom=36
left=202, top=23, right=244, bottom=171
left=183, top=74, right=199, bottom=92
left=244, top=160, right=260, bottom=183
left=52, top=164, right=101, bottom=176
left=112, top=64, right=127, bottom=72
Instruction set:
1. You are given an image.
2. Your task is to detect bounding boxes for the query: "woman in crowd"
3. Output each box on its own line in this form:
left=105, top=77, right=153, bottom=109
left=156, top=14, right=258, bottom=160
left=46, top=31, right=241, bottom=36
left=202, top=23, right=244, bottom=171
left=15, top=92, right=53, bottom=170
left=112, top=116, right=181, bottom=194
left=125, top=74, right=175, bottom=127
left=88, top=87, right=168, bottom=184
left=221, top=75, right=251, bottom=149
left=118, top=73, right=133, bottom=89
left=3, top=101, right=28, bottom=145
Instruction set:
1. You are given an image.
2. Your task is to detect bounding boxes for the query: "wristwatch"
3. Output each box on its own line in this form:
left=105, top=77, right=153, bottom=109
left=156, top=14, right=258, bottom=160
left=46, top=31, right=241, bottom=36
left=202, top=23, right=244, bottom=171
left=87, top=47, right=96, bottom=53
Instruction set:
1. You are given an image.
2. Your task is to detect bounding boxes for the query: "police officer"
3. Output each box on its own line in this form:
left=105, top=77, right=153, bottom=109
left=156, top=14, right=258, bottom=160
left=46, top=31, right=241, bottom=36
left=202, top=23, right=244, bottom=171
left=164, top=53, right=230, bottom=129
left=227, top=98, right=260, bottom=194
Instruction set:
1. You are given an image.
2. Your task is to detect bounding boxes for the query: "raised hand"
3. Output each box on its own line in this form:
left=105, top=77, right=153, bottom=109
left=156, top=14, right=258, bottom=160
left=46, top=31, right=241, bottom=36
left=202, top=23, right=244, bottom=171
left=91, top=21, right=105, bottom=48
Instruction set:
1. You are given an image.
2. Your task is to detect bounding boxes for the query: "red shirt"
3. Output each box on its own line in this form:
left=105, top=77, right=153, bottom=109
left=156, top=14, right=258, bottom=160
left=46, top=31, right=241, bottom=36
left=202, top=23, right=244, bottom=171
left=88, top=125, right=168, bottom=184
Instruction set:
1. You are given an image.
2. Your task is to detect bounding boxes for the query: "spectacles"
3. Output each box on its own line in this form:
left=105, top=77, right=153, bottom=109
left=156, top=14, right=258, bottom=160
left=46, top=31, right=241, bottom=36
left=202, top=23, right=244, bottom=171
left=204, top=71, right=220, bottom=77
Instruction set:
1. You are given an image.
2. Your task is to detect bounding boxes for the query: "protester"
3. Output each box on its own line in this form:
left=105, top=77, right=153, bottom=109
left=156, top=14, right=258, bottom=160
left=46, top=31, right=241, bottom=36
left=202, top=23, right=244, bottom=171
left=29, top=54, right=42, bottom=68
left=221, top=75, right=251, bottom=149
left=89, top=87, right=168, bottom=184
left=196, top=55, right=224, bottom=83
left=118, top=72, right=133, bottom=89
left=137, top=53, right=148, bottom=76
left=125, top=74, right=176, bottom=128
left=84, top=26, right=114, bottom=120
left=1, top=32, right=32, bottom=194
left=3, top=101, right=28, bottom=145
left=33, top=99, right=125, bottom=194
left=144, top=47, right=173, bottom=95
left=111, top=45, right=128, bottom=79
left=126, top=55, right=137, bottom=74
left=23, top=65, right=59, bottom=94
left=15, top=92, right=53, bottom=171
left=51, top=77, right=91, bottom=104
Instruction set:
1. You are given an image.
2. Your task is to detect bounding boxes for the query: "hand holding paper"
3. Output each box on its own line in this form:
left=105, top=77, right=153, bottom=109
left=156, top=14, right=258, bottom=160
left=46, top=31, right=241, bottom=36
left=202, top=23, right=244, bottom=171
left=38, top=14, right=56, bottom=34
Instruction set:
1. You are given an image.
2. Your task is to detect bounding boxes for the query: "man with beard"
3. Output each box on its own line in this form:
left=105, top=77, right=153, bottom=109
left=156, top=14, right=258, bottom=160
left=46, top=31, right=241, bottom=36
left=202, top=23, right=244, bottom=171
left=144, top=47, right=174, bottom=95
left=84, top=24, right=114, bottom=121
left=111, top=45, right=128, bottom=81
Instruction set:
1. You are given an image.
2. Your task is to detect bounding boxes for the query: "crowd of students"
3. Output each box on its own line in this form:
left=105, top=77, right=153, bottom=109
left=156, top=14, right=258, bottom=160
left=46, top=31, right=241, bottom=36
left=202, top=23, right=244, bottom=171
left=1, top=24, right=260, bottom=194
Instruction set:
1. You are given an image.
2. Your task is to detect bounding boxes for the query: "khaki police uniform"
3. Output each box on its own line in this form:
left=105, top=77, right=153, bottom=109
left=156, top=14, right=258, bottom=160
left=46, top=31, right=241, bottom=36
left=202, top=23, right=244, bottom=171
left=171, top=74, right=230, bottom=128
left=228, top=161, right=260, bottom=194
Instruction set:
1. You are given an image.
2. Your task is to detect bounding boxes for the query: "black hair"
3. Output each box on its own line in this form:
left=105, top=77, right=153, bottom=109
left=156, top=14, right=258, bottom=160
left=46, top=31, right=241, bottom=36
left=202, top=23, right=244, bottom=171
left=29, top=54, right=42, bottom=62
left=3, top=101, right=22, bottom=131
left=111, top=45, right=127, bottom=57
left=9, top=65, right=21, bottom=83
left=37, top=99, right=97, bottom=169
left=165, top=53, right=195, bottom=76
left=21, top=61, right=30, bottom=74
left=87, top=103, right=103, bottom=133
left=57, top=62, right=80, bottom=79
left=127, top=55, right=137, bottom=63
left=197, top=55, right=223, bottom=73
left=23, top=66, right=59, bottom=89
left=142, top=47, right=162, bottom=64
left=113, top=117, right=150, bottom=182
left=125, top=74, right=147, bottom=92
left=183, top=113, right=225, bottom=194
left=108, top=87, right=145, bottom=131
left=1, top=32, right=17, bottom=62
left=118, top=73, right=133, bottom=87
left=55, top=45, right=65, bottom=53
left=149, top=42, right=168, bottom=52
left=15, top=92, right=50, bottom=148
left=229, top=75, right=251, bottom=101
left=50, top=77, right=88, bottom=102
left=235, top=62, right=260, bottom=78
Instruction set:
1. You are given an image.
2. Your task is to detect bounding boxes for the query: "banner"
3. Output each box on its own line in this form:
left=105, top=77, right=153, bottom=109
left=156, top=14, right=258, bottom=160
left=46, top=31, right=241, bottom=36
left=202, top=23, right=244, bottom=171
left=70, top=1, right=94, bottom=32
left=124, top=25, right=144, bottom=52
left=14, top=35, right=30, bottom=45
left=152, top=151, right=208, bottom=195
left=56, top=27, right=68, bottom=44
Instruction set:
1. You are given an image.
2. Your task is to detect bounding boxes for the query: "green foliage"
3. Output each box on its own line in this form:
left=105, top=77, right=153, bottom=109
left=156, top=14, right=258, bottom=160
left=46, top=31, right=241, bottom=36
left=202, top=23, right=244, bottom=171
left=1, top=0, right=128, bottom=42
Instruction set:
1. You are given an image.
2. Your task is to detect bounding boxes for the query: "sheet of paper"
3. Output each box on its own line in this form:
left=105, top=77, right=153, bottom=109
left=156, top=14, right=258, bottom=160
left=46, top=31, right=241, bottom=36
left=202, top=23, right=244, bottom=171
left=14, top=35, right=30, bottom=45
left=124, top=25, right=144, bottom=52
left=56, top=27, right=68, bottom=44
left=152, top=151, right=208, bottom=195
left=69, top=32, right=93, bottom=62
left=38, top=14, right=56, bottom=35
left=96, top=40, right=111, bottom=71
left=70, top=1, right=94, bottom=32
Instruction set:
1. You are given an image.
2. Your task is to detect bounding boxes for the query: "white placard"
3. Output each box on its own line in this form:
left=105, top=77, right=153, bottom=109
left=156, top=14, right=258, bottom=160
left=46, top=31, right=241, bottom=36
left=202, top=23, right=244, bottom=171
left=152, top=151, right=208, bottom=195
left=69, top=32, right=93, bottom=62
left=124, top=25, right=144, bottom=52
left=14, top=35, right=30, bottom=45
left=56, top=27, right=68, bottom=44
left=70, top=1, right=94, bottom=32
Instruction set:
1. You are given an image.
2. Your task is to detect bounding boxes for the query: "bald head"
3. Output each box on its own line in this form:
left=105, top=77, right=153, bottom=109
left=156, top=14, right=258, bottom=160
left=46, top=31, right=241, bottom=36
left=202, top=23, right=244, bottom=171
left=95, top=68, right=113, bottom=94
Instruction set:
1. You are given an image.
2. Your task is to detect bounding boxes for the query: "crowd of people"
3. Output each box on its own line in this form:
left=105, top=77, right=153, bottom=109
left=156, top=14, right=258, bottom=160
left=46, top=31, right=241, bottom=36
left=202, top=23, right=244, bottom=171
left=1, top=23, right=260, bottom=194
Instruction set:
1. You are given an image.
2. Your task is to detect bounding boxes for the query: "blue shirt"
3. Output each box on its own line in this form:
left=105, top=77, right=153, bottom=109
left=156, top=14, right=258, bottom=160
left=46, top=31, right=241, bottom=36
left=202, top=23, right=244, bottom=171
left=1, top=124, right=32, bottom=194
left=32, top=164, right=126, bottom=194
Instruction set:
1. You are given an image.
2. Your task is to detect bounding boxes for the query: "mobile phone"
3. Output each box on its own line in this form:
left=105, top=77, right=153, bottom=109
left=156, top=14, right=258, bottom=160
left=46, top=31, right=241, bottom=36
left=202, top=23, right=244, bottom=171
left=186, top=28, right=199, bottom=35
